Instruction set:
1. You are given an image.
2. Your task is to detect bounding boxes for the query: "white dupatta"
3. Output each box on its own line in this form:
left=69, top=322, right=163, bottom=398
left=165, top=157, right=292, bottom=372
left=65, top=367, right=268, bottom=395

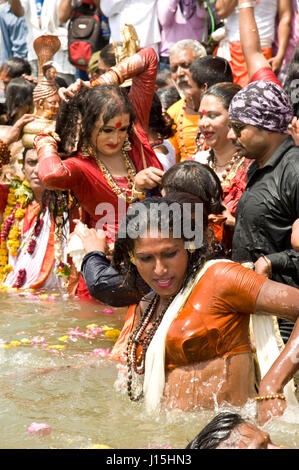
left=143, top=259, right=299, bottom=415
left=143, top=259, right=231, bottom=415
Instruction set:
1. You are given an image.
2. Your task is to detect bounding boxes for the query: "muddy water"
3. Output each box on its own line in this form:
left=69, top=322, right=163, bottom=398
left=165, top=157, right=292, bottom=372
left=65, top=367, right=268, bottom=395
left=0, top=291, right=298, bottom=449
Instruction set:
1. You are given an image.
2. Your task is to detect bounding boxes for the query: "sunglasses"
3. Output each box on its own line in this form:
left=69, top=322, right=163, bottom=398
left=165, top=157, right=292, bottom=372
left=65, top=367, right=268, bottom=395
left=228, top=121, right=246, bottom=138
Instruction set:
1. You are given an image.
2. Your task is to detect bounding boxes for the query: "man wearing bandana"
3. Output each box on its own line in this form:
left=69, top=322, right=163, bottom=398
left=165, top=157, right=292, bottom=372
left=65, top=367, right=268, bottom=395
left=228, top=80, right=299, bottom=343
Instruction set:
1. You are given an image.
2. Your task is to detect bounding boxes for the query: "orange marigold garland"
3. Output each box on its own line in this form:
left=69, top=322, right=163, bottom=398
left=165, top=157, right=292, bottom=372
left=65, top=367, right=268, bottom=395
left=0, top=177, right=34, bottom=284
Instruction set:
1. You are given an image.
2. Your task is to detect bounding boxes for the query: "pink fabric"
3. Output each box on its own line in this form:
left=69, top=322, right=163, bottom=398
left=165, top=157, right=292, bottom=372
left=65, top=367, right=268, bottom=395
left=157, top=0, right=209, bottom=57
left=250, top=67, right=282, bottom=88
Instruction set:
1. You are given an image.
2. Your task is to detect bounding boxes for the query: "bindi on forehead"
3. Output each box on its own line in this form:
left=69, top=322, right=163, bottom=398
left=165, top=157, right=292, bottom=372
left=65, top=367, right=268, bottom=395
left=115, top=121, right=122, bottom=128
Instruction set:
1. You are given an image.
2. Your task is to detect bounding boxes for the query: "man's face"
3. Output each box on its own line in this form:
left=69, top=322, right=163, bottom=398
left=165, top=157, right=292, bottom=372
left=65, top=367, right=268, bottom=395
left=184, top=75, right=205, bottom=112
left=23, top=149, right=45, bottom=198
left=227, top=120, right=270, bottom=161
left=217, top=422, right=281, bottom=449
left=169, top=48, right=196, bottom=97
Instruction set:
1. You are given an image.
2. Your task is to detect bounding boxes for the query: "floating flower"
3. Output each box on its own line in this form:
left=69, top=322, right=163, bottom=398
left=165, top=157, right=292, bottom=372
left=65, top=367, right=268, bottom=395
left=91, top=348, right=111, bottom=358
left=31, top=336, right=46, bottom=344
left=27, top=422, right=52, bottom=437
left=20, top=338, right=31, bottom=344
left=58, top=335, right=69, bottom=342
left=103, top=329, right=121, bottom=341
left=49, top=344, right=66, bottom=350
left=10, top=340, right=21, bottom=347
left=101, top=308, right=114, bottom=315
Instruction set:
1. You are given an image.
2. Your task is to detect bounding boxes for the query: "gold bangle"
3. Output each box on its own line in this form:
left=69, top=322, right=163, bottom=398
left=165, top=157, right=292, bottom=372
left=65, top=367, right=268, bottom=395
left=255, top=394, right=286, bottom=401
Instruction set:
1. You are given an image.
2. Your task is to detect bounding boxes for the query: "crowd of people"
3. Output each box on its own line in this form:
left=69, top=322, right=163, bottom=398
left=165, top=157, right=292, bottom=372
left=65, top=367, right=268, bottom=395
left=0, top=0, right=299, bottom=450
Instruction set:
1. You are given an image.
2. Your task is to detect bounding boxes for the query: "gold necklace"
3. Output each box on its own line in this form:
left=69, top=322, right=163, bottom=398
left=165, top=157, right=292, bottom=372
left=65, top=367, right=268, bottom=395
left=210, top=152, right=243, bottom=186
left=88, top=145, right=138, bottom=203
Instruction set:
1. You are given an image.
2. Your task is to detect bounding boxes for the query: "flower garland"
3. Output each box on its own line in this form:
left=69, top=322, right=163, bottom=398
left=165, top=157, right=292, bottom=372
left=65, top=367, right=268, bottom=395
left=0, top=179, right=71, bottom=289
left=0, top=177, right=34, bottom=284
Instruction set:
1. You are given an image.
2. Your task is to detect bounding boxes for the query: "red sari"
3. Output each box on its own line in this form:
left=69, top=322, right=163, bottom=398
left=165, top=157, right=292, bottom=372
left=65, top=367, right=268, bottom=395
left=35, top=48, right=163, bottom=298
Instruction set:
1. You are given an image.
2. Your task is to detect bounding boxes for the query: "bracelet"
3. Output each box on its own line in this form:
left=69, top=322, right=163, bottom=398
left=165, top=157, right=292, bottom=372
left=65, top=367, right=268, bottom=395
left=0, top=139, right=11, bottom=166
left=255, top=394, right=286, bottom=401
left=238, top=1, right=255, bottom=9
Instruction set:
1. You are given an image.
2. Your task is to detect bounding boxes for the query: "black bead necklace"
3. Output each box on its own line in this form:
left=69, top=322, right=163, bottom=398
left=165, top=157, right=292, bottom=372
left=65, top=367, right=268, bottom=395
left=126, top=294, right=173, bottom=402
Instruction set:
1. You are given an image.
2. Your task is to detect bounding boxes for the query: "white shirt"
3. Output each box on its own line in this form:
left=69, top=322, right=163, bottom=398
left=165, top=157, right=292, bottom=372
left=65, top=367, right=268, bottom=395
left=226, top=0, right=278, bottom=47
left=100, top=0, right=161, bottom=53
left=20, top=0, right=75, bottom=75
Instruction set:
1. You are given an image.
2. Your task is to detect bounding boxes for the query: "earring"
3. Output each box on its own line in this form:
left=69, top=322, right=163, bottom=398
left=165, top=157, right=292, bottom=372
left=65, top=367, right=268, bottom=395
left=128, top=250, right=136, bottom=265
left=187, top=242, right=196, bottom=253
left=122, top=134, right=132, bottom=152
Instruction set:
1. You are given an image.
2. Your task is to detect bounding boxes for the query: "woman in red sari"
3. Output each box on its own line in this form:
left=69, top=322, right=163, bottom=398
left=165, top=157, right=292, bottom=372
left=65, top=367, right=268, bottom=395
left=191, top=82, right=251, bottom=254
left=34, top=47, right=164, bottom=297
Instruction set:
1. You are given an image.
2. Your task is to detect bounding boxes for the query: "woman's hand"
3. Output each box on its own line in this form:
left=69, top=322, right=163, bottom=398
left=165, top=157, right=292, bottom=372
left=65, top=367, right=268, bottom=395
left=222, top=207, right=235, bottom=228
left=58, top=79, right=91, bottom=102
left=134, top=166, right=164, bottom=190
left=4, top=113, right=35, bottom=145
left=268, top=55, right=283, bottom=74
left=256, top=384, right=287, bottom=426
left=254, top=256, right=272, bottom=278
left=73, top=221, right=107, bottom=254
left=288, top=117, right=299, bottom=146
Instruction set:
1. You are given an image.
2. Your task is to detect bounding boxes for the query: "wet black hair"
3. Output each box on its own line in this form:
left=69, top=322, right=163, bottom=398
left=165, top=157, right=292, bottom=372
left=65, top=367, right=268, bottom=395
left=186, top=412, right=245, bottom=449
left=112, top=194, right=218, bottom=294
left=190, top=55, right=233, bottom=89
left=161, top=160, right=225, bottom=215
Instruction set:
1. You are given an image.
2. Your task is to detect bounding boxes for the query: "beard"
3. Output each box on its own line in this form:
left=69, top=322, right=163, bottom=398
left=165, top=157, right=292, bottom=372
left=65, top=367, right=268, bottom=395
left=232, top=141, right=252, bottom=159
left=175, top=78, right=191, bottom=98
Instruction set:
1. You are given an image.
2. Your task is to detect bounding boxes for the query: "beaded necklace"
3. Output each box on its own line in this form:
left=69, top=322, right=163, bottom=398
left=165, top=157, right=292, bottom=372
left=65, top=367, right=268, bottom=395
left=178, top=100, right=202, bottom=159
left=126, top=294, right=173, bottom=402
left=209, top=150, right=244, bottom=186
left=88, top=145, right=137, bottom=204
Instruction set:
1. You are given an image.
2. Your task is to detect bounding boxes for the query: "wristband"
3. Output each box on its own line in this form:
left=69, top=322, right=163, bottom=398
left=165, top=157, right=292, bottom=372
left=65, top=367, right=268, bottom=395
left=238, top=2, right=255, bottom=9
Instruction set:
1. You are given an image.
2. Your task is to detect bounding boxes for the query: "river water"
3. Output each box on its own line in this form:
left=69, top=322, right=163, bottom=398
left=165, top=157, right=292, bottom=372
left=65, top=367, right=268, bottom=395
left=0, top=289, right=298, bottom=450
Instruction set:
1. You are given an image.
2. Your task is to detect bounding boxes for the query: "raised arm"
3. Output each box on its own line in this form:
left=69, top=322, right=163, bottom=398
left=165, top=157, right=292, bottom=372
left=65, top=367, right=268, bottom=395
left=92, top=47, right=158, bottom=132
left=8, top=0, right=24, bottom=17
left=237, top=0, right=271, bottom=79
left=157, top=0, right=180, bottom=27
left=268, top=0, right=292, bottom=74
left=58, top=0, right=74, bottom=24
left=215, top=0, right=237, bottom=19
left=256, top=318, right=299, bottom=425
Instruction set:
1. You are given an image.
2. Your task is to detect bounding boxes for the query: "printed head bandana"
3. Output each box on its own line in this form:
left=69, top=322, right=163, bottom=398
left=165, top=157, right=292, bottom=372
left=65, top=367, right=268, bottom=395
left=229, top=80, right=293, bottom=133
